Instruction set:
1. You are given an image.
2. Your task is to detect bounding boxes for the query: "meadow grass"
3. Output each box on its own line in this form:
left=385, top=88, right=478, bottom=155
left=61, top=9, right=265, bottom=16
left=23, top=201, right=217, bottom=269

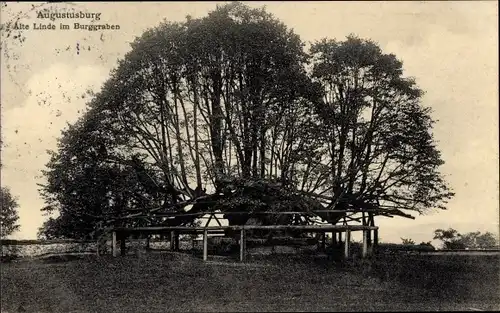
left=1, top=251, right=498, bottom=312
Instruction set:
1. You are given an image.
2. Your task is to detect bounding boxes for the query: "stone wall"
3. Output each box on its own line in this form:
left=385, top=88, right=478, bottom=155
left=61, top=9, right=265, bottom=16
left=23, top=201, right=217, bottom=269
left=1, top=242, right=97, bottom=258
left=1, top=239, right=181, bottom=259
left=1, top=237, right=323, bottom=259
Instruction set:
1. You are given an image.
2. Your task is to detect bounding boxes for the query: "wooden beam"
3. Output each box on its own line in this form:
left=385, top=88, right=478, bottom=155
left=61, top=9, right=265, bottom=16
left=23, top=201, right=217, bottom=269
left=205, top=214, right=213, bottom=227
left=344, top=229, right=350, bottom=259
left=203, top=229, right=208, bottom=261
left=214, top=214, right=223, bottom=226
left=112, top=231, right=117, bottom=257
left=114, top=208, right=413, bottom=220
left=344, top=216, right=364, bottom=223
left=240, top=228, right=246, bottom=262
left=113, top=225, right=378, bottom=232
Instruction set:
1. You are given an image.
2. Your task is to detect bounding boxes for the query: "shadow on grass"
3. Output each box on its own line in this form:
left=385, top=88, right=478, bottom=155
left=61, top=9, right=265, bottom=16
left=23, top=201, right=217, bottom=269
left=2, top=250, right=499, bottom=312
left=365, top=253, right=500, bottom=303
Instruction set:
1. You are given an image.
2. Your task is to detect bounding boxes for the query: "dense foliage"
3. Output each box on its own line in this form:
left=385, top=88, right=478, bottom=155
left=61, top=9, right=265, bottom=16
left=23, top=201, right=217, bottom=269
left=38, top=3, right=453, bottom=239
left=433, top=228, right=498, bottom=250
left=1, top=186, right=20, bottom=238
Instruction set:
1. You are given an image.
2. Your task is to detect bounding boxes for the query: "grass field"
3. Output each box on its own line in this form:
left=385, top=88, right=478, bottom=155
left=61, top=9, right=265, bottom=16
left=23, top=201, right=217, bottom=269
left=1, top=251, right=499, bottom=312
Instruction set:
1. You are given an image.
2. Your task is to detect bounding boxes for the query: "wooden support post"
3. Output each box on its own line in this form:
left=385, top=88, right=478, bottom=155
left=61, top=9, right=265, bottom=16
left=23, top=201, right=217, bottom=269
left=373, top=228, right=379, bottom=252
left=371, top=214, right=377, bottom=253
left=120, top=233, right=126, bottom=256
left=362, top=230, right=368, bottom=258
left=367, top=230, right=372, bottom=245
left=112, top=231, right=117, bottom=257
left=174, top=231, right=180, bottom=251
left=321, top=232, right=326, bottom=251
left=205, top=214, right=213, bottom=227
left=214, top=215, right=222, bottom=226
left=338, top=232, right=342, bottom=244
left=240, top=228, right=246, bottom=262
left=203, top=229, right=208, bottom=261
left=332, top=231, right=337, bottom=246
left=344, top=229, right=350, bottom=259
left=170, top=231, right=175, bottom=251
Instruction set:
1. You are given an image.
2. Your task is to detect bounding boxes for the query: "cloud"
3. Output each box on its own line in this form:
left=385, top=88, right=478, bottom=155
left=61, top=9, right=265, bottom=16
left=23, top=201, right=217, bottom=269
left=1, top=63, right=107, bottom=239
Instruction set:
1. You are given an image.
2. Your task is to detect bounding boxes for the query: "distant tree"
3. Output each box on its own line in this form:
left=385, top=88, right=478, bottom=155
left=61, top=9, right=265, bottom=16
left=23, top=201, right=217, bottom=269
left=458, top=231, right=481, bottom=249
left=475, top=232, right=498, bottom=249
left=432, top=228, right=498, bottom=250
left=434, top=228, right=459, bottom=241
left=401, top=238, right=415, bottom=245
left=0, top=186, right=20, bottom=238
left=418, top=241, right=435, bottom=250
left=433, top=228, right=465, bottom=249
left=458, top=231, right=498, bottom=249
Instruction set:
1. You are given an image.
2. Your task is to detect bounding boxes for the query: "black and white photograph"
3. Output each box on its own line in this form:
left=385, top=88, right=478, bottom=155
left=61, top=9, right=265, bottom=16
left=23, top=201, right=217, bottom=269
left=0, top=1, right=498, bottom=312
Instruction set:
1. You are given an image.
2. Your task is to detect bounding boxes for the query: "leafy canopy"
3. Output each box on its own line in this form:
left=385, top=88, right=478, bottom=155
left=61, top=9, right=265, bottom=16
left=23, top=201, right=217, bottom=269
left=1, top=187, right=20, bottom=238
left=38, top=3, right=454, bottom=239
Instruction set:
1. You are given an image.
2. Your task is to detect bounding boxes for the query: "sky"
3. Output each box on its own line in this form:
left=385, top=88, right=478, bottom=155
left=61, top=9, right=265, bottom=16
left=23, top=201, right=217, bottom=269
left=1, top=1, right=498, bottom=245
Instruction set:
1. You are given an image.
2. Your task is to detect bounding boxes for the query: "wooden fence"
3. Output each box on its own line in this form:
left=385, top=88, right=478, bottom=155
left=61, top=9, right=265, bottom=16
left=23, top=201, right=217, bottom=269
left=110, top=224, right=379, bottom=262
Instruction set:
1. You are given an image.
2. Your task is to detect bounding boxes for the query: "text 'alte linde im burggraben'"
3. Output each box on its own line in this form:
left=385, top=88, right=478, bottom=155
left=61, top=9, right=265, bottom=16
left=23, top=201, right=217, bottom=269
left=11, top=11, right=120, bottom=31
